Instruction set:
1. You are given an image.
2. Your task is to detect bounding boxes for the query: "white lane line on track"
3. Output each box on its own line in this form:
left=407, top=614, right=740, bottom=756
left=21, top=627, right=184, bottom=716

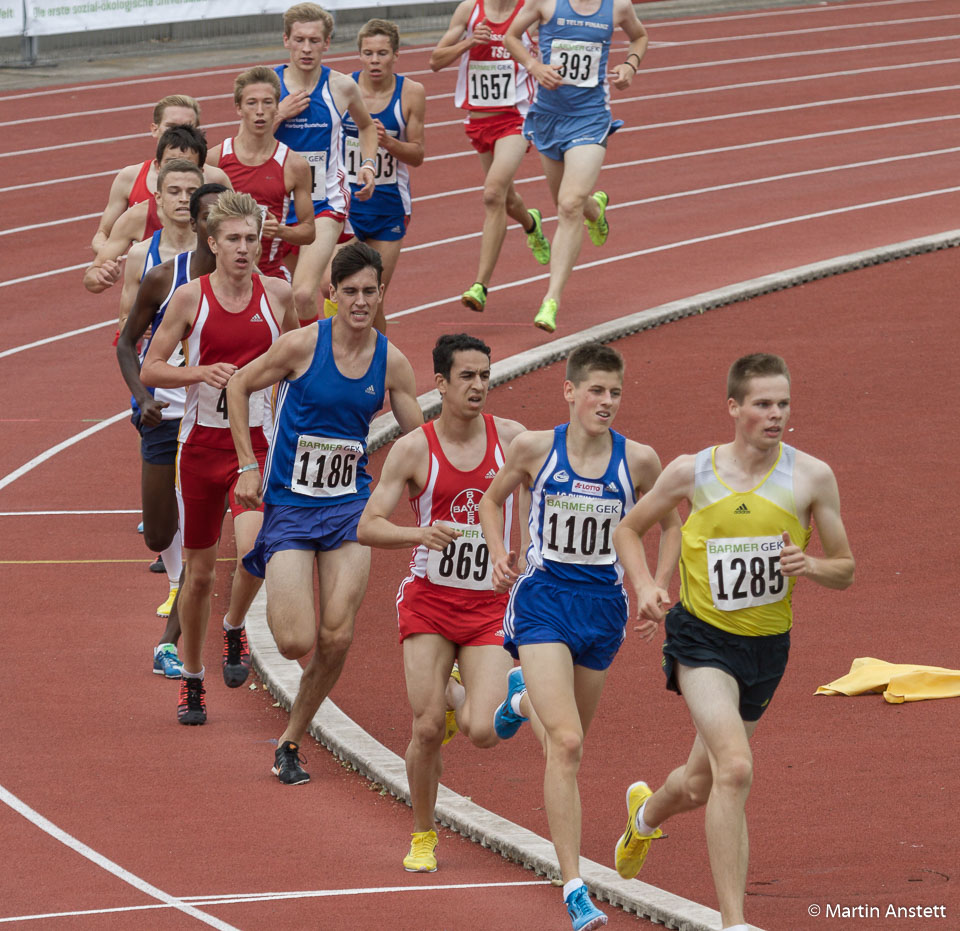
left=0, top=785, right=239, bottom=931
left=0, top=880, right=552, bottom=923
left=0, top=411, right=127, bottom=492
left=385, top=184, right=960, bottom=320
left=0, top=509, right=139, bottom=515
left=3, top=137, right=957, bottom=291
left=0, top=321, right=114, bottom=358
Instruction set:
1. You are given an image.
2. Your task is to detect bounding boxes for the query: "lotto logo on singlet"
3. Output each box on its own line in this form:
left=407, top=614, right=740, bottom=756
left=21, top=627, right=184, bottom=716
left=571, top=479, right=603, bottom=497
left=450, top=488, right=484, bottom=524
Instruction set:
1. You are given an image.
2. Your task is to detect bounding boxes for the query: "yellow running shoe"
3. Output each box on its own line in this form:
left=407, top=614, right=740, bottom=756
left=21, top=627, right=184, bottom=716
left=403, top=829, right=439, bottom=872
left=461, top=282, right=487, bottom=312
left=614, top=780, right=662, bottom=879
left=533, top=299, right=558, bottom=333
left=584, top=191, right=609, bottom=247
left=156, top=586, right=178, bottom=618
left=443, top=662, right=461, bottom=745
left=525, top=208, right=551, bottom=265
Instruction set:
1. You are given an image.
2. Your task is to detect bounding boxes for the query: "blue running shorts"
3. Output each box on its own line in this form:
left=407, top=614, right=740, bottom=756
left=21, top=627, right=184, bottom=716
left=504, top=572, right=627, bottom=670
left=242, top=497, right=366, bottom=578
left=346, top=210, right=408, bottom=243
left=132, top=413, right=180, bottom=466
left=523, top=108, right=615, bottom=161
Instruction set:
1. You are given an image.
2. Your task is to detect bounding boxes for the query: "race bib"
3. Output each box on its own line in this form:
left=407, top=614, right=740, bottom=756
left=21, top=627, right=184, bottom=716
left=304, top=150, right=327, bottom=199
left=426, top=522, right=492, bottom=591
left=291, top=435, right=362, bottom=498
left=343, top=135, right=397, bottom=186
left=542, top=494, right=621, bottom=565
left=551, top=39, right=602, bottom=88
left=196, top=384, right=264, bottom=429
left=707, top=536, right=787, bottom=611
left=467, top=59, right=517, bottom=106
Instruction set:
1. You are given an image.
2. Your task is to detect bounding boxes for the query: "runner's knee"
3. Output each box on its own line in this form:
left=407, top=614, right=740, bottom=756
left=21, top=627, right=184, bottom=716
left=557, top=192, right=587, bottom=223
left=482, top=182, right=508, bottom=211
left=411, top=709, right=446, bottom=749
left=142, top=523, right=176, bottom=553
left=545, top=727, right=584, bottom=766
left=713, top=753, right=753, bottom=796
left=315, top=620, right=354, bottom=660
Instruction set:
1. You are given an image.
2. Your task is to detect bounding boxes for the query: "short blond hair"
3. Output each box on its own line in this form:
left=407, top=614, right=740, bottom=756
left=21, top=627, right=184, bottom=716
left=283, top=3, right=333, bottom=39
left=153, top=94, right=200, bottom=126
left=234, top=66, right=282, bottom=107
left=358, top=18, right=399, bottom=52
left=206, top=191, right=262, bottom=240
left=157, top=158, right=203, bottom=191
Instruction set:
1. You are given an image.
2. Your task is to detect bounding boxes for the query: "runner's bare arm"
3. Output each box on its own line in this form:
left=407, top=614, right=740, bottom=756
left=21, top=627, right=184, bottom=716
left=782, top=456, right=855, bottom=588
left=335, top=74, right=377, bottom=200
left=118, top=239, right=149, bottom=329
left=357, top=431, right=458, bottom=550
left=203, top=165, right=233, bottom=189
left=83, top=201, right=148, bottom=293
left=505, top=0, right=562, bottom=90
left=385, top=345, right=425, bottom=434
left=92, top=163, right=139, bottom=252
left=429, top=0, right=489, bottom=71
left=494, top=417, right=532, bottom=563
left=610, top=0, right=649, bottom=90
left=382, top=79, right=425, bottom=167
left=262, top=276, right=300, bottom=333
left=116, top=262, right=174, bottom=425
left=614, top=455, right=694, bottom=624
left=264, top=153, right=316, bottom=246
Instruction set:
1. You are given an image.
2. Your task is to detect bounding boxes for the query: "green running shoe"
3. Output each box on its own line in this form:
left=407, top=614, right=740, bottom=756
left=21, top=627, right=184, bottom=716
left=461, top=282, right=487, bottom=312
left=533, top=298, right=558, bottom=333
left=525, top=208, right=551, bottom=265
left=584, top=191, right=609, bottom=247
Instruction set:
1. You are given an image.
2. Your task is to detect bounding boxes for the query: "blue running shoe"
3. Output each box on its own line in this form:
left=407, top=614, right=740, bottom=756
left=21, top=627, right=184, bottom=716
left=565, top=885, right=608, bottom=931
left=494, top=666, right=528, bottom=740
left=137, top=520, right=144, bottom=533
left=153, top=644, right=183, bottom=679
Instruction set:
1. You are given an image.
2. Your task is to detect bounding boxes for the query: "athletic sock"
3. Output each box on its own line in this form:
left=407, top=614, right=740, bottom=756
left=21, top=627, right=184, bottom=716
left=722, top=925, right=749, bottom=931
left=523, top=213, right=535, bottom=234
left=635, top=799, right=657, bottom=836
left=161, top=530, right=182, bottom=586
left=509, top=690, right=526, bottom=716
left=562, top=878, right=584, bottom=900
left=182, top=666, right=204, bottom=679
left=224, top=618, right=244, bottom=632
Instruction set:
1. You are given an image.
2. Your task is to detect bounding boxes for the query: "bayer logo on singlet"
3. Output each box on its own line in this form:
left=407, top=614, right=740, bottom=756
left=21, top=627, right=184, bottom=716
left=450, top=488, right=483, bottom=524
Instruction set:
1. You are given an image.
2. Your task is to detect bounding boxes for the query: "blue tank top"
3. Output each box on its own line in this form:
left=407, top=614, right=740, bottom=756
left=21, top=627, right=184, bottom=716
left=524, top=424, right=635, bottom=586
left=342, top=73, right=412, bottom=219
left=533, top=0, right=614, bottom=116
left=141, top=229, right=163, bottom=278
left=262, top=317, right=387, bottom=507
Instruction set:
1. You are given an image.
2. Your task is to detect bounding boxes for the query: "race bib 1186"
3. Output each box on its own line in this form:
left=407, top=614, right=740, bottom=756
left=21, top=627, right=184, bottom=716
left=290, top=435, right=362, bottom=498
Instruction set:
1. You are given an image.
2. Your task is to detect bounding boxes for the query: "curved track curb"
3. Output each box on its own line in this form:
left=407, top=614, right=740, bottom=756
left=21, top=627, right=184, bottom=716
left=247, top=230, right=958, bottom=931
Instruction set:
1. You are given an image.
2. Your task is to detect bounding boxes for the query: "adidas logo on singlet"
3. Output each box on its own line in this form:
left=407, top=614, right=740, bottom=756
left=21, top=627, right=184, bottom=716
left=250, top=313, right=263, bottom=322
left=485, top=468, right=497, bottom=479
left=365, top=385, right=376, bottom=395
left=734, top=503, right=751, bottom=514
left=606, top=482, right=618, bottom=493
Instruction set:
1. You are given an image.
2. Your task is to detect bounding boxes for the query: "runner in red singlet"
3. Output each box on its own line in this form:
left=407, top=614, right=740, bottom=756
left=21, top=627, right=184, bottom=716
left=357, top=333, right=526, bottom=873
left=208, top=66, right=315, bottom=281
left=141, top=191, right=300, bottom=726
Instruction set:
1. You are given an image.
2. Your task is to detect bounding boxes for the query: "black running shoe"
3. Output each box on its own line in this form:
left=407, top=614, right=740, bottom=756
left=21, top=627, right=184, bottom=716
left=222, top=626, right=251, bottom=688
left=177, top=676, right=206, bottom=725
left=272, top=740, right=310, bottom=785
left=149, top=555, right=166, bottom=574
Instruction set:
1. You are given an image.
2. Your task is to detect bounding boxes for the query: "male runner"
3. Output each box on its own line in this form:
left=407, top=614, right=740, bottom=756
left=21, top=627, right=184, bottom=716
left=478, top=342, right=680, bottom=930
left=504, top=0, right=648, bottom=332
left=117, top=183, right=228, bottom=676
left=141, top=191, right=299, bottom=725
left=92, top=94, right=202, bottom=252
left=357, top=333, right=525, bottom=872
left=430, top=0, right=551, bottom=312
left=339, top=18, right=425, bottom=332
left=85, top=126, right=229, bottom=296
left=226, top=241, right=421, bottom=782
left=611, top=353, right=855, bottom=931
left=207, top=66, right=315, bottom=280
left=273, top=3, right=379, bottom=323
left=117, top=160, right=203, bottom=327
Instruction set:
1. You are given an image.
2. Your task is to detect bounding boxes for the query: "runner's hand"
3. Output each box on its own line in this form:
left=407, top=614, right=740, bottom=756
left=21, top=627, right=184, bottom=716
left=373, top=118, right=389, bottom=148
left=260, top=213, right=280, bottom=239
left=355, top=166, right=376, bottom=201
left=91, top=259, right=122, bottom=289
left=198, top=362, right=237, bottom=389
left=779, top=531, right=806, bottom=577
left=471, top=18, right=493, bottom=45
left=531, top=61, right=563, bottom=90
left=140, top=397, right=169, bottom=428
left=492, top=550, right=520, bottom=593
left=278, top=90, right=310, bottom=121
left=636, top=583, right=670, bottom=624
left=235, top=469, right=263, bottom=510
left=610, top=64, right=635, bottom=91
left=421, top=522, right=461, bottom=551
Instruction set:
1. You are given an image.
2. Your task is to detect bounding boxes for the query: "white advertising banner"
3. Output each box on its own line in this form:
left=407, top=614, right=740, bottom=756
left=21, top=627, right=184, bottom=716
left=23, top=0, right=435, bottom=38
left=0, top=0, right=25, bottom=39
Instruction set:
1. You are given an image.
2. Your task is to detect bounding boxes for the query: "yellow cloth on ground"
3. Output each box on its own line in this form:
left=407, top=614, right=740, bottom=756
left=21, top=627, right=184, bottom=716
left=815, top=657, right=960, bottom=704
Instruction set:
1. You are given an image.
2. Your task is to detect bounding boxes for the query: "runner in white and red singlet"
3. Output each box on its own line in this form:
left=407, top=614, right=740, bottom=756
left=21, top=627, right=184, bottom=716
left=208, top=66, right=315, bottom=282
left=141, top=191, right=299, bottom=727
left=357, top=333, right=527, bottom=874
left=430, top=0, right=551, bottom=313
